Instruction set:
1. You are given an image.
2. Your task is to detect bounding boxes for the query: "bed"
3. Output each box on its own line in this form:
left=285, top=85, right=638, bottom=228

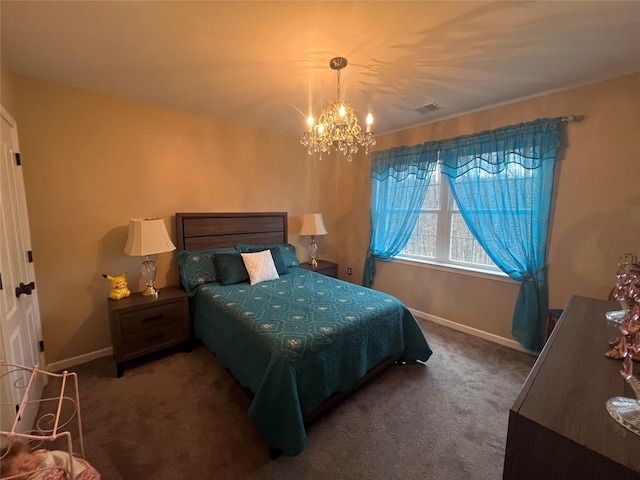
left=175, top=212, right=432, bottom=456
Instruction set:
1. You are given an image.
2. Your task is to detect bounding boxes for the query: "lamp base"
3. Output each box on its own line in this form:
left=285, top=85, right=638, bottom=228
left=141, top=258, right=159, bottom=297
left=141, top=285, right=159, bottom=297
left=308, top=236, right=318, bottom=267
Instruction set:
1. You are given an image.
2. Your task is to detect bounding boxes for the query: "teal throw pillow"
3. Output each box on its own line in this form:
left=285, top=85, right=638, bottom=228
left=177, top=247, right=237, bottom=295
left=215, top=253, right=249, bottom=286
left=236, top=243, right=300, bottom=268
left=268, top=248, right=289, bottom=275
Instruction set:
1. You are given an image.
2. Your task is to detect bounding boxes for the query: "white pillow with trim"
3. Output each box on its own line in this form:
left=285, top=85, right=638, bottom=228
left=241, top=250, right=280, bottom=285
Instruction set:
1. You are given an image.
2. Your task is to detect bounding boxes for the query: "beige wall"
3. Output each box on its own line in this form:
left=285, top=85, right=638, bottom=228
left=1, top=66, right=17, bottom=115
left=336, top=73, right=640, bottom=343
left=4, top=74, right=338, bottom=364
left=3, top=70, right=638, bottom=364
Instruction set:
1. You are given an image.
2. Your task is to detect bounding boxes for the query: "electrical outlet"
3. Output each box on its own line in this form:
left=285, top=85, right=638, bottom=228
left=347, top=267, right=352, bottom=275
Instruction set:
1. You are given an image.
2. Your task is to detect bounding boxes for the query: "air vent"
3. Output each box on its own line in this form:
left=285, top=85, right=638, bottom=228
left=415, top=103, right=444, bottom=114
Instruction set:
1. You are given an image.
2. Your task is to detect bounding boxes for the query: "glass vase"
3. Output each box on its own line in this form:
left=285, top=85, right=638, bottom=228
left=606, top=374, right=640, bottom=435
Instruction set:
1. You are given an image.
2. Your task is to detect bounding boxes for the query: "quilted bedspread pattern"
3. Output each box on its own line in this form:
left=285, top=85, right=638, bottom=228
left=192, top=267, right=432, bottom=455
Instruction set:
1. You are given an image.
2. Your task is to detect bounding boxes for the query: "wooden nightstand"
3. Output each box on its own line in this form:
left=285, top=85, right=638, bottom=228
left=298, top=259, right=338, bottom=278
left=107, top=286, right=190, bottom=377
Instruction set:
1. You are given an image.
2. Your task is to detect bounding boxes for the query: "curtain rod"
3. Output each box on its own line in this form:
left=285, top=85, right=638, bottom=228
left=561, top=115, right=581, bottom=122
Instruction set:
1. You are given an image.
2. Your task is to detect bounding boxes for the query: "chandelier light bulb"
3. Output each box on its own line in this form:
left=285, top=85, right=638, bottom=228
left=366, top=113, right=374, bottom=132
left=339, top=104, right=346, bottom=117
left=307, top=115, right=314, bottom=131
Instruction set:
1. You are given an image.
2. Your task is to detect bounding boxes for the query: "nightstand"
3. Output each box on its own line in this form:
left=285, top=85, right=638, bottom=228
left=298, top=259, right=338, bottom=278
left=107, top=286, right=190, bottom=377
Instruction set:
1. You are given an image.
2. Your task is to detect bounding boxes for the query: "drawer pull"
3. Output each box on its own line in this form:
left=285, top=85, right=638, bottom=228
left=144, top=334, right=166, bottom=343
left=142, top=314, right=164, bottom=323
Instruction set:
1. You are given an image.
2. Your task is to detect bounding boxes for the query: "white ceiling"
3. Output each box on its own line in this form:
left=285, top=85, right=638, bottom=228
left=2, top=1, right=639, bottom=137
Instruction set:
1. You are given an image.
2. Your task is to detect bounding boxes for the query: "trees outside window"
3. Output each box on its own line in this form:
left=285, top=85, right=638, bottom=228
left=399, top=166, right=499, bottom=272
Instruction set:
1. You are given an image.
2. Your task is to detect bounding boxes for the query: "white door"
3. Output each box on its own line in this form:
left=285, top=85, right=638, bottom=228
left=0, top=106, right=46, bottom=434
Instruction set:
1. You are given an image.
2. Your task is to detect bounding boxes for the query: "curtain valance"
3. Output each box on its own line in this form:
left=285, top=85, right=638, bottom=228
left=371, top=144, right=439, bottom=181
left=438, top=118, right=562, bottom=178
left=372, top=117, right=562, bottom=178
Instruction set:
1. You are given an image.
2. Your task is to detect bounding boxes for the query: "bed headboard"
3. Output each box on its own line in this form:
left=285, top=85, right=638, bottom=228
left=175, top=212, right=288, bottom=251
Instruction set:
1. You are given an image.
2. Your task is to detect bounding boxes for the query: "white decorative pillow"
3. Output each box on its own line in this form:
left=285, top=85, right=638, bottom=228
left=241, top=250, right=280, bottom=285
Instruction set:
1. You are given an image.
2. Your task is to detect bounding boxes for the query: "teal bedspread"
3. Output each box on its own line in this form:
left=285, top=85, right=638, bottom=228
left=191, top=267, right=432, bottom=456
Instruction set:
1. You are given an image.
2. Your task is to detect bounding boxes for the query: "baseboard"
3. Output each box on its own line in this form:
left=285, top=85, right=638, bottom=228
left=410, top=308, right=538, bottom=356
left=45, top=312, right=535, bottom=371
left=47, top=347, right=113, bottom=373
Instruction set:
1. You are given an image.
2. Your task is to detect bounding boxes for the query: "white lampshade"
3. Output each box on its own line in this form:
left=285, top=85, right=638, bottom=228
left=299, top=213, right=328, bottom=236
left=124, top=218, right=176, bottom=256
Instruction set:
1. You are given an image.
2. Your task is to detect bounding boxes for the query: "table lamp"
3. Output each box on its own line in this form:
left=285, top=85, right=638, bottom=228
left=299, top=213, right=327, bottom=267
left=123, top=218, right=176, bottom=296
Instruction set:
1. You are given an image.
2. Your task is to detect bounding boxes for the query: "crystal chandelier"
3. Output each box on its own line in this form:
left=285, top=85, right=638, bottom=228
left=300, top=57, right=376, bottom=162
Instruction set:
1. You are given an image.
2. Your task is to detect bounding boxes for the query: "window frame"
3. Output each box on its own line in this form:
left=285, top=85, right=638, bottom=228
left=395, top=164, right=508, bottom=279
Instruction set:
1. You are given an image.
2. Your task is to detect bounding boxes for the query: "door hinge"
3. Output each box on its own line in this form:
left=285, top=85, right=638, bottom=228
left=15, top=152, right=21, bottom=166
left=27, top=251, right=33, bottom=263
left=39, top=340, right=45, bottom=353
left=0, top=272, right=3, bottom=290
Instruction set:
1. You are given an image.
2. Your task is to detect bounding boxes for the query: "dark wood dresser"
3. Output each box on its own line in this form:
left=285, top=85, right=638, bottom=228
left=503, top=295, right=640, bottom=479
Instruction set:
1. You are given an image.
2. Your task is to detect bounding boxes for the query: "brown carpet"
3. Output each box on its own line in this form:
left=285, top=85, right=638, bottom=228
left=38, top=319, right=535, bottom=480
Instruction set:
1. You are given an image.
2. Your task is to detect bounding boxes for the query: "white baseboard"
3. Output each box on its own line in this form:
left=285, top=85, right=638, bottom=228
left=47, top=347, right=113, bottom=373
left=410, top=308, right=538, bottom=357
left=44, top=311, right=535, bottom=371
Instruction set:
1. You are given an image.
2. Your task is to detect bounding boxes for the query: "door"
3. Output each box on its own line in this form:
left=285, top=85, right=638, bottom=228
left=0, top=106, right=46, bottom=434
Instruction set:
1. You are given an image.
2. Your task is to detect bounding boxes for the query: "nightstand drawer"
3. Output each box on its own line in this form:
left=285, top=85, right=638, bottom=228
left=119, top=302, right=184, bottom=335
left=121, top=320, right=186, bottom=357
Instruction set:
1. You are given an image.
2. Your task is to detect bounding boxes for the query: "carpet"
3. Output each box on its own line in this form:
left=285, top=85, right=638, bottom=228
left=37, top=319, right=535, bottom=479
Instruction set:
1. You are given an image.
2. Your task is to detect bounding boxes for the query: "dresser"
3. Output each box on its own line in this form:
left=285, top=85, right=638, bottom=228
left=503, top=295, right=640, bottom=479
left=107, top=286, right=190, bottom=377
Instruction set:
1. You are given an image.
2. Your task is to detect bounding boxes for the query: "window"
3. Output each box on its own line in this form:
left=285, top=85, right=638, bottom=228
left=398, top=165, right=500, bottom=272
left=365, top=117, right=562, bottom=351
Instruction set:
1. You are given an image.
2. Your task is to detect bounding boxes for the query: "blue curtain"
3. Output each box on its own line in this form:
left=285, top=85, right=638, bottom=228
left=439, top=118, right=562, bottom=352
left=362, top=144, right=438, bottom=287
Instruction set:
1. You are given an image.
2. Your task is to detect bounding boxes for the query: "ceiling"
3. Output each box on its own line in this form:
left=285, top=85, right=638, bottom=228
left=2, top=1, right=639, bottom=138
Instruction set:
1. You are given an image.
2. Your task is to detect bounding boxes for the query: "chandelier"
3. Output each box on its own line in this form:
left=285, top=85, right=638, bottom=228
left=300, top=57, right=376, bottom=162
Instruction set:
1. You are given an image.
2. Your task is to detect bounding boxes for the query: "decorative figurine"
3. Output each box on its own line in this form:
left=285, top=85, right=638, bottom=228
left=605, top=253, right=640, bottom=435
left=102, top=273, right=131, bottom=300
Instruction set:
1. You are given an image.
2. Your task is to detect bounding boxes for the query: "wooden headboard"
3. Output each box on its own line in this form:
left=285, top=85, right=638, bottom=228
left=175, top=212, right=288, bottom=251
